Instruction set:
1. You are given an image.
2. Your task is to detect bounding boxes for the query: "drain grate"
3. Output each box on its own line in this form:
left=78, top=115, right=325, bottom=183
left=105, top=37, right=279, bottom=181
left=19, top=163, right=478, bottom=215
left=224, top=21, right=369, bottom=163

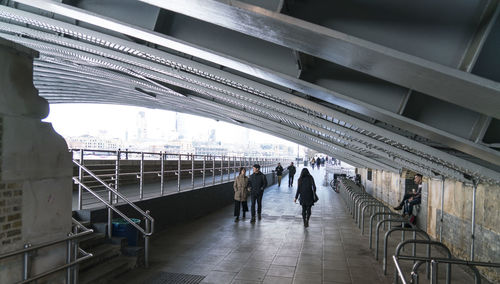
left=144, top=272, right=205, bottom=284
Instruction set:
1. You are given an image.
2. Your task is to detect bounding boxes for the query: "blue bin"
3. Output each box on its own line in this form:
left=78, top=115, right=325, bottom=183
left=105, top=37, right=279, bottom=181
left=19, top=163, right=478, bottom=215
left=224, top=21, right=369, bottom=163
left=112, top=218, right=141, bottom=246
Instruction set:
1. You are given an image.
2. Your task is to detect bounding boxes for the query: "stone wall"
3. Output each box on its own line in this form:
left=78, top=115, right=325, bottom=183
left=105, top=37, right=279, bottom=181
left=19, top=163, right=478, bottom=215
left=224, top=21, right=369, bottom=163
left=357, top=167, right=500, bottom=282
left=0, top=38, right=73, bottom=283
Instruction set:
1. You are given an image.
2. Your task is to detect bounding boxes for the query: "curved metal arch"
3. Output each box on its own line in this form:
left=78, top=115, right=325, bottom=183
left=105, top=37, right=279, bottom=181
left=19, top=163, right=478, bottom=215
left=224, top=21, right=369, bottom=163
left=1, top=12, right=499, bottom=184
left=6, top=0, right=499, bottom=169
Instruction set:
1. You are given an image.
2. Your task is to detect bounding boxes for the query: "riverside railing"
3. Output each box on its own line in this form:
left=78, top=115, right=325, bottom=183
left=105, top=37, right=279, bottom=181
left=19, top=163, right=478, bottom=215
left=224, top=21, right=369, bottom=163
left=71, top=148, right=285, bottom=210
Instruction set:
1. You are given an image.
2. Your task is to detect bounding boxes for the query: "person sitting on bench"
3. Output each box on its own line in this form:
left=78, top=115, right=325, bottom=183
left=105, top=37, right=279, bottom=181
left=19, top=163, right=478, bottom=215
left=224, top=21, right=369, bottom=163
left=394, top=174, right=422, bottom=215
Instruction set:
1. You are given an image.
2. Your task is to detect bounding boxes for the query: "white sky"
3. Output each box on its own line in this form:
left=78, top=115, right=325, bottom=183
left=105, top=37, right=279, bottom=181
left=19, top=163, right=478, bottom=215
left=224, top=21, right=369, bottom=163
left=43, top=103, right=299, bottom=146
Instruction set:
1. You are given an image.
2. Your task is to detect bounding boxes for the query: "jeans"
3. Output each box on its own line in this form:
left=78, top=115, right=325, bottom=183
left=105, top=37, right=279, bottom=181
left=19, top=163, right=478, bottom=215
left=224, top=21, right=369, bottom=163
left=288, top=175, right=295, bottom=187
left=251, top=191, right=263, bottom=217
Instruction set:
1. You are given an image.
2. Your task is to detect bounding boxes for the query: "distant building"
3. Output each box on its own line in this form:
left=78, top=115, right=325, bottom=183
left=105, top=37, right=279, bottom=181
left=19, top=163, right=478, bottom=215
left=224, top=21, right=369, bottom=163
left=195, top=145, right=228, bottom=156
left=66, top=135, right=121, bottom=150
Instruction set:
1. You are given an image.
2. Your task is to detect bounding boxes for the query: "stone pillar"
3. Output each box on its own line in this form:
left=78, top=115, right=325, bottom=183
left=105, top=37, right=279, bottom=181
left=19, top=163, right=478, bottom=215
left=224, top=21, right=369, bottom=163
left=0, top=38, right=72, bottom=283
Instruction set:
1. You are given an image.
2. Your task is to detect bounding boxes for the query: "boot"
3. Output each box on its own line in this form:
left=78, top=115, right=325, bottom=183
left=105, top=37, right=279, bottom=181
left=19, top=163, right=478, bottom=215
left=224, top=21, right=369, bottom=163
left=393, top=205, right=403, bottom=210
left=242, top=212, right=246, bottom=219
left=250, top=217, right=256, bottom=223
left=258, top=214, right=262, bottom=220
left=234, top=217, right=239, bottom=222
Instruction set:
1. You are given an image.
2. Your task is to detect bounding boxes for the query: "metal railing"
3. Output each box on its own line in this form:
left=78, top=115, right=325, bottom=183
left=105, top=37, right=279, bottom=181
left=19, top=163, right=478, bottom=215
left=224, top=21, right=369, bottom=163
left=393, top=239, right=500, bottom=284
left=72, top=148, right=283, bottom=209
left=72, top=159, right=154, bottom=267
left=0, top=218, right=93, bottom=284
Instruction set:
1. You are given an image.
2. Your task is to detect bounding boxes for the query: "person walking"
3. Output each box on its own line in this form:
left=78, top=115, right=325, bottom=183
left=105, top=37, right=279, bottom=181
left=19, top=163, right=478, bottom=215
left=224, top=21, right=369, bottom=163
left=287, top=162, right=297, bottom=187
left=316, top=157, right=321, bottom=169
left=275, top=163, right=284, bottom=186
left=294, top=168, right=317, bottom=227
left=310, top=157, right=315, bottom=169
left=233, top=167, right=250, bottom=222
left=248, top=164, right=268, bottom=223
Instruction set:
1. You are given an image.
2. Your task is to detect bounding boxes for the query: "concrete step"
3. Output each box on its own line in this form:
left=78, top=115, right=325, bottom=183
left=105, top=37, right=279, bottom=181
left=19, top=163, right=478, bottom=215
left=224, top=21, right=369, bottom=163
left=79, top=256, right=137, bottom=284
left=79, top=243, right=121, bottom=271
left=79, top=232, right=107, bottom=250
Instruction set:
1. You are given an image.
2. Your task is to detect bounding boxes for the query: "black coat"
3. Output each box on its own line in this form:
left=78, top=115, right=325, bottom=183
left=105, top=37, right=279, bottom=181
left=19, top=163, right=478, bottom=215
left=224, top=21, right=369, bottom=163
left=275, top=165, right=284, bottom=176
left=248, top=171, right=268, bottom=194
left=295, top=175, right=316, bottom=206
left=287, top=165, right=296, bottom=175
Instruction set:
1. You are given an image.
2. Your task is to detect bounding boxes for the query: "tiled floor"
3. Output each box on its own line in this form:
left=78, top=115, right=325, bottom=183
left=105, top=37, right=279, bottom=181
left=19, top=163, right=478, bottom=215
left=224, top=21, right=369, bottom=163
left=111, top=166, right=481, bottom=284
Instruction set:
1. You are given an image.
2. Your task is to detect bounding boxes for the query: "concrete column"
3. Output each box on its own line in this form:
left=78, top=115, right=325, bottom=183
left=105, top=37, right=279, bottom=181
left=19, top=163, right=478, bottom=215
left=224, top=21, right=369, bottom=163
left=0, top=38, right=72, bottom=283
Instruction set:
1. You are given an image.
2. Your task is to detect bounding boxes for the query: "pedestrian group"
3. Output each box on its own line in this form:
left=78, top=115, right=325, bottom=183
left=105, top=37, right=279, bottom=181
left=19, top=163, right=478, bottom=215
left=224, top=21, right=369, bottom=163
left=233, top=161, right=318, bottom=227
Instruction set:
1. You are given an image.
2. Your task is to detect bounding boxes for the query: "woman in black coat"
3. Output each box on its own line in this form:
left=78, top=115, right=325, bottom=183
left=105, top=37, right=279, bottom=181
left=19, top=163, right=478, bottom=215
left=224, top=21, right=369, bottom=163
left=294, top=168, right=317, bottom=227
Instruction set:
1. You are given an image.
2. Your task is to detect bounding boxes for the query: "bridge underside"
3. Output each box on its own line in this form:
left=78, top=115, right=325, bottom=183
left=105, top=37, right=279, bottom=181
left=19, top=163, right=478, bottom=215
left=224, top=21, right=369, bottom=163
left=0, top=0, right=499, bottom=184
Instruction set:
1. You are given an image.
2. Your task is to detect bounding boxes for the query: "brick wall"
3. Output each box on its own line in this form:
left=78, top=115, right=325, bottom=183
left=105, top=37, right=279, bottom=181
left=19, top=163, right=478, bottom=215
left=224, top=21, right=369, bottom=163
left=0, top=117, right=22, bottom=246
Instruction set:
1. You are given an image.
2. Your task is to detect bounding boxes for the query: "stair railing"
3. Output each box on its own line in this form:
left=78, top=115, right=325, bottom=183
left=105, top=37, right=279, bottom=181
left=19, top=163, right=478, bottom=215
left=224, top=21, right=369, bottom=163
left=0, top=218, right=93, bottom=284
left=72, top=159, right=155, bottom=268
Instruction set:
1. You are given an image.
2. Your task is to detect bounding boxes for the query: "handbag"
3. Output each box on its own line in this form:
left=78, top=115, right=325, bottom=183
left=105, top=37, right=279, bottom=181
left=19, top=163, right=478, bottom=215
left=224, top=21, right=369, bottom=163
left=313, top=192, right=319, bottom=203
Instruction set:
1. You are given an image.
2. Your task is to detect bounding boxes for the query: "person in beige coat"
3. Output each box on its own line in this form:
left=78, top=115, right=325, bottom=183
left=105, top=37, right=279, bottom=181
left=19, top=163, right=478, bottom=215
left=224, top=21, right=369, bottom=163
left=233, top=167, right=250, bottom=222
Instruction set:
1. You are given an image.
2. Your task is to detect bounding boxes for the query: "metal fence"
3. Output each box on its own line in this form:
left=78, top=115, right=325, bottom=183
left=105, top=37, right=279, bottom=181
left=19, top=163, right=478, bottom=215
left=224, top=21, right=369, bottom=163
left=71, top=148, right=288, bottom=210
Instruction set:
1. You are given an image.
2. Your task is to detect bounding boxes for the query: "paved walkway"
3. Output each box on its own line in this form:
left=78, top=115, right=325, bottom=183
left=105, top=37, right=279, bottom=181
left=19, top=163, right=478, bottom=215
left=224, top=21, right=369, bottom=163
left=111, top=166, right=480, bottom=284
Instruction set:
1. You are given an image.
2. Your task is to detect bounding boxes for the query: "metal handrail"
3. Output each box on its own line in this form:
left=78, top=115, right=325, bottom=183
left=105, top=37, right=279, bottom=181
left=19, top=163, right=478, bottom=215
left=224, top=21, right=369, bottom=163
left=74, top=148, right=284, bottom=209
left=0, top=229, right=93, bottom=260
left=73, top=159, right=155, bottom=267
left=383, top=227, right=430, bottom=275
left=395, top=240, right=453, bottom=284
left=393, top=254, right=500, bottom=284
left=375, top=218, right=408, bottom=260
left=0, top=219, right=94, bottom=284
left=73, top=160, right=155, bottom=231
left=16, top=249, right=92, bottom=284
left=369, top=212, right=404, bottom=248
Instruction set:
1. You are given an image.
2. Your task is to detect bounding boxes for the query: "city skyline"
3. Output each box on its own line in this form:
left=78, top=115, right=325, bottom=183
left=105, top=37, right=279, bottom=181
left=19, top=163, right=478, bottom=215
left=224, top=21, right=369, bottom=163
left=44, top=103, right=303, bottom=157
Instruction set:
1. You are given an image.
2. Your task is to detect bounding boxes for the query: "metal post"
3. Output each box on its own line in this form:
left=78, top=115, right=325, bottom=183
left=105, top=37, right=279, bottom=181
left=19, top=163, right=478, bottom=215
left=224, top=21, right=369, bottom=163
left=139, top=152, right=144, bottom=200
left=191, top=153, right=195, bottom=189
left=430, top=260, right=438, bottom=284
left=160, top=152, right=165, bottom=195
left=110, top=149, right=120, bottom=238
left=72, top=226, right=79, bottom=284
left=177, top=154, right=181, bottom=192
left=220, top=155, right=224, bottom=183
left=228, top=156, right=231, bottom=181
left=22, top=243, right=31, bottom=281
left=471, top=179, right=478, bottom=261
left=66, top=233, right=72, bottom=283
left=144, top=210, right=151, bottom=268
left=212, top=155, right=215, bottom=185
left=114, top=149, right=121, bottom=203
left=233, top=155, right=236, bottom=179
left=78, top=149, right=84, bottom=210
left=440, top=176, right=445, bottom=242
left=203, top=155, right=206, bottom=187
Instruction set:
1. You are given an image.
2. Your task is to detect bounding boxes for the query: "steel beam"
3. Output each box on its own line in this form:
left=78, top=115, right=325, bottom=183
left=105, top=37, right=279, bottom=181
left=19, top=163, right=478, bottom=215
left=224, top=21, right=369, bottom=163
left=140, top=0, right=500, bottom=119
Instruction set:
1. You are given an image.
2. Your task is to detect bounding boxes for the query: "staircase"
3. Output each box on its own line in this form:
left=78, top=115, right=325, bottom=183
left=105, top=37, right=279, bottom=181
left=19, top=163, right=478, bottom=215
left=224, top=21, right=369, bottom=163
left=73, top=211, right=145, bottom=284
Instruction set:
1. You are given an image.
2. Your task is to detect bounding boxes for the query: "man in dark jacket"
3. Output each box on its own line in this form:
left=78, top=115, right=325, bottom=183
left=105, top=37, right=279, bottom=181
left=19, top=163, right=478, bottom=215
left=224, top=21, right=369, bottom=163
left=248, top=164, right=268, bottom=223
left=275, top=163, right=284, bottom=186
left=287, top=162, right=296, bottom=187
left=316, top=157, right=321, bottom=169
